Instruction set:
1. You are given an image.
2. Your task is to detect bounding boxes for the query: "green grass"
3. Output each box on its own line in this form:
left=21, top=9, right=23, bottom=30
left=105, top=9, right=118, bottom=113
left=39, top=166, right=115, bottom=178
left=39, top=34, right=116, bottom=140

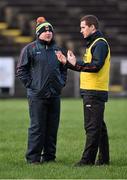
left=0, top=98, right=127, bottom=179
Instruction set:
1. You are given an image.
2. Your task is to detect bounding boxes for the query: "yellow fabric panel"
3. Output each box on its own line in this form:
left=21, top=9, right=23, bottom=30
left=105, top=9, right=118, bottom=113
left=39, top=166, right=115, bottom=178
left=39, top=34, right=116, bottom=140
left=80, top=38, right=110, bottom=91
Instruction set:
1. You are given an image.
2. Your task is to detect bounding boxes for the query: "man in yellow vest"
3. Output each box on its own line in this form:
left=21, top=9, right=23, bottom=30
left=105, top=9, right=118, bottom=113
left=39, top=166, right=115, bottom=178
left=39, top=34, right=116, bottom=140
left=56, top=15, right=110, bottom=166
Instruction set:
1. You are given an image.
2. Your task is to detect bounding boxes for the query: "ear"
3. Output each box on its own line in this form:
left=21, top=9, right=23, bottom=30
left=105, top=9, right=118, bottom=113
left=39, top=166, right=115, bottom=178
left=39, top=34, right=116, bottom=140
left=91, top=24, right=96, bottom=31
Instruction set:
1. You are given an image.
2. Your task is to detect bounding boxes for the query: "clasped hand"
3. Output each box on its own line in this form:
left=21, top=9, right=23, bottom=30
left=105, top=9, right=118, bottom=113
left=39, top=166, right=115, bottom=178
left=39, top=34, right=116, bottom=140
left=55, top=50, right=76, bottom=66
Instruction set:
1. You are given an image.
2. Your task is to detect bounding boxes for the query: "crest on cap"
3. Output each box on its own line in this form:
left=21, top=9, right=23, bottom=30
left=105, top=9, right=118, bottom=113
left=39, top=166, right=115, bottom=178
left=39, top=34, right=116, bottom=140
left=45, top=26, right=50, bottom=31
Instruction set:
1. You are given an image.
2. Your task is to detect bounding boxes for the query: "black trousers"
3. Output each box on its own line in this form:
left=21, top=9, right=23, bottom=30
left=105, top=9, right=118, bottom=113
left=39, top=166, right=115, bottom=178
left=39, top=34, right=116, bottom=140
left=81, top=96, right=109, bottom=164
left=26, top=97, right=60, bottom=163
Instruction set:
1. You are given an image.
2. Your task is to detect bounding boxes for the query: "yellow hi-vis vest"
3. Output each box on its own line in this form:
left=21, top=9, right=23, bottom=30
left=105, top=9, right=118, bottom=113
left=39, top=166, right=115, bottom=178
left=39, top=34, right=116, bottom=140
left=80, top=38, right=110, bottom=91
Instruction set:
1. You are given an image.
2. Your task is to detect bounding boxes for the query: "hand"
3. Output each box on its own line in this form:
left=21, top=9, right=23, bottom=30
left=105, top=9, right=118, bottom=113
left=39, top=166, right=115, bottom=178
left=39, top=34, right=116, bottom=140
left=67, top=50, right=76, bottom=66
left=55, top=51, right=67, bottom=64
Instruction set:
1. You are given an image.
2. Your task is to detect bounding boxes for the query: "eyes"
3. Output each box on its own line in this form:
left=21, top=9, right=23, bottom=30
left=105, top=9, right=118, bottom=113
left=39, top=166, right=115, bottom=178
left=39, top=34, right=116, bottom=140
left=80, top=26, right=87, bottom=31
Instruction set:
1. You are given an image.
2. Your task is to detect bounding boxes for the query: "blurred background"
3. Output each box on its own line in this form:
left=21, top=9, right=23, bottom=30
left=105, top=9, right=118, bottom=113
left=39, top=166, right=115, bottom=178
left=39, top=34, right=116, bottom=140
left=0, top=0, right=127, bottom=98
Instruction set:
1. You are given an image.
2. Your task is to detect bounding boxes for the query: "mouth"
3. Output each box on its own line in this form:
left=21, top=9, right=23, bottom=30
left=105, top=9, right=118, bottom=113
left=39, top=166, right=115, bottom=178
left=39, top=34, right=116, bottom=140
left=45, top=36, right=52, bottom=41
left=47, top=36, right=52, bottom=38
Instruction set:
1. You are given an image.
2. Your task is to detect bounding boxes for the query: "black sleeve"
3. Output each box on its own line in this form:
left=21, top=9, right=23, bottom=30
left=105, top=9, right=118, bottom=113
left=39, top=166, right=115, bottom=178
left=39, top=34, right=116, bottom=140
left=59, top=63, right=68, bottom=86
left=75, top=40, right=109, bottom=72
left=16, top=45, right=32, bottom=88
left=66, top=61, right=81, bottom=72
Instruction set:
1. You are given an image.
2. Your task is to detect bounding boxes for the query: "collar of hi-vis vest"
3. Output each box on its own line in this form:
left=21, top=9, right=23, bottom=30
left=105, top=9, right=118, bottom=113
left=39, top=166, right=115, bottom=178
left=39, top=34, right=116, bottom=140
left=86, top=30, right=103, bottom=47
left=83, top=37, right=109, bottom=63
left=89, top=37, right=108, bottom=49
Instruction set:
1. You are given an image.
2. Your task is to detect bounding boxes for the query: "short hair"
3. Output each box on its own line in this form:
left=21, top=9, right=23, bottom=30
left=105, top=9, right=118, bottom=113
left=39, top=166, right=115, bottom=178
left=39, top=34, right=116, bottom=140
left=80, top=15, right=99, bottom=29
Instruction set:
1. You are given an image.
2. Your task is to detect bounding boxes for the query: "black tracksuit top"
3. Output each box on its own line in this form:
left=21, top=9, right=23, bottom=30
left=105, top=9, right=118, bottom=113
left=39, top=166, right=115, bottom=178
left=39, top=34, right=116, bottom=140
left=16, top=39, right=67, bottom=98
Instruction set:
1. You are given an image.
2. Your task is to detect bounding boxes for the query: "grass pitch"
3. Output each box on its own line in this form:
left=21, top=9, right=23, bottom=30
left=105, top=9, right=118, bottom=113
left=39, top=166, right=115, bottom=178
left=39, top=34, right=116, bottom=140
left=0, top=98, right=127, bottom=179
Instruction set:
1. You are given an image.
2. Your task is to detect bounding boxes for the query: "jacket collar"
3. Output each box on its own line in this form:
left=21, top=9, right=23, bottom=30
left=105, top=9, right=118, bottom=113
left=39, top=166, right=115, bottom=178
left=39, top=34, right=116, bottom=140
left=85, top=30, right=104, bottom=47
left=37, top=38, right=55, bottom=48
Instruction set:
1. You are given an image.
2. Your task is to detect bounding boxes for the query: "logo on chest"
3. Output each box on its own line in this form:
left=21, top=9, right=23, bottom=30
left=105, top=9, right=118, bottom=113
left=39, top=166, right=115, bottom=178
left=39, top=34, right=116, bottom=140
left=36, top=51, right=41, bottom=55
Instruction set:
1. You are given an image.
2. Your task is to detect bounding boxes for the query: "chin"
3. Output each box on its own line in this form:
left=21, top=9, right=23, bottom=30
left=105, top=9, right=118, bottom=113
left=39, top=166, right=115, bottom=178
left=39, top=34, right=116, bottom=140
left=47, top=38, right=52, bottom=41
left=45, top=39, right=50, bottom=42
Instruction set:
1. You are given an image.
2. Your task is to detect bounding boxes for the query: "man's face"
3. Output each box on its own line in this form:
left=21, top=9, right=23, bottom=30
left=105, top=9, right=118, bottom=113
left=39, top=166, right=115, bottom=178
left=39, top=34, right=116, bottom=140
left=39, top=26, right=53, bottom=42
left=80, top=20, right=95, bottom=38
